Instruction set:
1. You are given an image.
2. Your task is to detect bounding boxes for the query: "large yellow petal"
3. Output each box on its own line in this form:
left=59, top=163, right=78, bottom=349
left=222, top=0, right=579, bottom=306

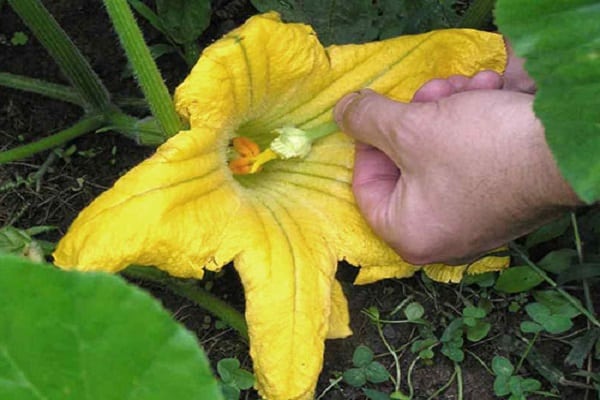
left=354, top=254, right=510, bottom=285
left=53, top=127, right=242, bottom=278
left=231, top=194, right=338, bottom=400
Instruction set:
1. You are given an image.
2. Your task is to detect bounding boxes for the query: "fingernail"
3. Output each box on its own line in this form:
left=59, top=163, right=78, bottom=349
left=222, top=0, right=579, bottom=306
left=334, top=92, right=360, bottom=126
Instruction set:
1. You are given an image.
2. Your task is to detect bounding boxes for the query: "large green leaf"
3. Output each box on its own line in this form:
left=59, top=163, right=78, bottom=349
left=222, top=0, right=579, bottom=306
left=495, top=1, right=600, bottom=202
left=155, top=0, right=211, bottom=44
left=250, top=0, right=459, bottom=45
left=0, top=254, right=223, bottom=400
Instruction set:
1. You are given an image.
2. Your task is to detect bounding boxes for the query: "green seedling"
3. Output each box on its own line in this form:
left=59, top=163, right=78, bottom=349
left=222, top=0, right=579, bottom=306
left=520, top=302, right=574, bottom=335
left=10, top=31, right=28, bottom=45
left=410, top=337, right=437, bottom=360
left=0, top=225, right=56, bottom=261
left=217, top=358, right=255, bottom=400
left=492, top=356, right=541, bottom=400
left=342, top=345, right=389, bottom=388
left=441, top=306, right=491, bottom=362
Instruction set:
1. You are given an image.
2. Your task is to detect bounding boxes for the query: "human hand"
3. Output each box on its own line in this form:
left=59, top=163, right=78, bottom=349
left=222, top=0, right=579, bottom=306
left=334, top=73, right=581, bottom=265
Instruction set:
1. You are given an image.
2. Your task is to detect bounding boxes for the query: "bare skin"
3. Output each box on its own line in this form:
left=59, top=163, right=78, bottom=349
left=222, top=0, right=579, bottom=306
left=334, top=65, right=581, bottom=265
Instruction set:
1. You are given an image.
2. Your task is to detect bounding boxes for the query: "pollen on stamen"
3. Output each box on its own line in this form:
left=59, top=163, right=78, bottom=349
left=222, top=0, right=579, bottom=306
left=228, top=136, right=278, bottom=175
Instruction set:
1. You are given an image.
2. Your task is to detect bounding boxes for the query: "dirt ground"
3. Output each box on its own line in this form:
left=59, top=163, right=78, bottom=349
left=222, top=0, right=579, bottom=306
left=0, top=2, right=588, bottom=399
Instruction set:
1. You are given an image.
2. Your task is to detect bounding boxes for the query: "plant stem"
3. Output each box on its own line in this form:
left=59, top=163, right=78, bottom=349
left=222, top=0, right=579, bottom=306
left=458, top=0, right=496, bottom=29
left=122, top=266, right=248, bottom=340
left=8, top=0, right=111, bottom=112
left=426, top=369, right=457, bottom=400
left=406, top=356, right=420, bottom=399
left=374, top=317, right=402, bottom=392
left=455, top=363, right=463, bottom=400
left=0, top=115, right=104, bottom=164
left=571, top=213, right=595, bottom=315
left=515, top=331, right=539, bottom=372
left=510, top=243, right=600, bottom=328
left=103, top=0, right=182, bottom=138
left=0, top=72, right=83, bottom=106
left=315, top=376, right=343, bottom=400
left=571, top=212, right=594, bottom=398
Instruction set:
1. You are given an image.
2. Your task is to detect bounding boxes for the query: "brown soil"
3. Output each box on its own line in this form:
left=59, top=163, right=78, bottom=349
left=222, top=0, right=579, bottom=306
left=0, top=1, right=589, bottom=399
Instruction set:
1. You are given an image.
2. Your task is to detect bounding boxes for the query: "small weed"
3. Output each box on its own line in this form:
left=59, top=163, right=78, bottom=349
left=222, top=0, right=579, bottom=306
left=10, top=31, right=28, bottom=45
left=0, top=224, right=56, bottom=261
left=216, top=358, right=255, bottom=400
left=343, top=345, right=390, bottom=388
left=492, top=356, right=542, bottom=400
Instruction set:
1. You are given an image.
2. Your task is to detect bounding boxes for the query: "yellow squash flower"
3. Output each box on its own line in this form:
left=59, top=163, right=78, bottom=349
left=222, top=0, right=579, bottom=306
left=54, top=13, right=507, bottom=399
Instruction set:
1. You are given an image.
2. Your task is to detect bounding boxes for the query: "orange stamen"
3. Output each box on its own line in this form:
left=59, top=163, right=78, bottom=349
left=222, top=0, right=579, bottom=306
left=232, top=137, right=260, bottom=158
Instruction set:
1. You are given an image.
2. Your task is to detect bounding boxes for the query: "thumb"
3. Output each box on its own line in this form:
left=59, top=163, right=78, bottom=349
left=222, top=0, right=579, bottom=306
left=334, top=89, right=416, bottom=155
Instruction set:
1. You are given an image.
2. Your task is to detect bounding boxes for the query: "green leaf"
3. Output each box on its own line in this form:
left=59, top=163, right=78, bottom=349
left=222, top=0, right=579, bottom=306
left=524, top=214, right=571, bottom=248
left=542, top=315, right=573, bottom=335
left=533, top=290, right=581, bottom=319
left=492, top=356, right=514, bottom=377
left=390, top=390, right=410, bottom=400
left=250, top=0, right=460, bottom=46
left=10, top=31, right=28, bottom=46
left=463, top=306, right=487, bottom=319
left=508, top=375, right=524, bottom=397
left=217, top=358, right=240, bottom=384
left=441, top=345, right=464, bottom=362
left=0, top=254, right=223, bottom=400
left=496, top=1, right=600, bottom=202
left=231, top=368, right=254, bottom=390
left=537, top=248, right=578, bottom=274
left=520, top=321, right=543, bottom=334
left=494, top=266, right=544, bottom=293
left=462, top=271, right=496, bottom=287
left=250, top=0, right=378, bottom=45
left=466, top=320, right=491, bottom=342
left=363, top=388, right=391, bottom=400
left=419, top=348, right=434, bottom=360
left=520, top=378, right=541, bottom=393
left=352, top=345, right=374, bottom=367
left=220, top=384, right=240, bottom=400
left=565, top=328, right=600, bottom=369
left=441, top=318, right=464, bottom=342
left=557, top=263, right=600, bottom=285
left=411, top=338, right=437, bottom=354
left=374, top=0, right=460, bottom=38
left=365, top=361, right=390, bottom=384
left=493, top=375, right=511, bottom=396
left=155, top=0, right=211, bottom=44
left=525, top=302, right=551, bottom=323
left=404, top=301, right=425, bottom=321
left=343, top=368, right=367, bottom=387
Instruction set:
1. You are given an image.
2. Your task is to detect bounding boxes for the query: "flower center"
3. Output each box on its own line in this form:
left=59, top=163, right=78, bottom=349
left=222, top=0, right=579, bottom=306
left=228, top=137, right=278, bottom=175
left=228, top=122, right=339, bottom=175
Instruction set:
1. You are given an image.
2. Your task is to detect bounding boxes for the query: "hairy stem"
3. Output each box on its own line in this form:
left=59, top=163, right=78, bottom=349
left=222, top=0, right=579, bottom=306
left=0, top=72, right=83, bottom=106
left=104, top=0, right=182, bottom=138
left=122, top=266, right=248, bottom=340
left=8, top=0, right=111, bottom=111
left=0, top=115, right=104, bottom=164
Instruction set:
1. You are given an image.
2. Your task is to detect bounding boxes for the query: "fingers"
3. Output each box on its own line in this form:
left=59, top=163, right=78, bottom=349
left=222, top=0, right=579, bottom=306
left=351, top=143, right=400, bottom=237
left=412, top=79, right=455, bottom=102
left=503, top=39, right=536, bottom=93
left=412, top=71, right=502, bottom=102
